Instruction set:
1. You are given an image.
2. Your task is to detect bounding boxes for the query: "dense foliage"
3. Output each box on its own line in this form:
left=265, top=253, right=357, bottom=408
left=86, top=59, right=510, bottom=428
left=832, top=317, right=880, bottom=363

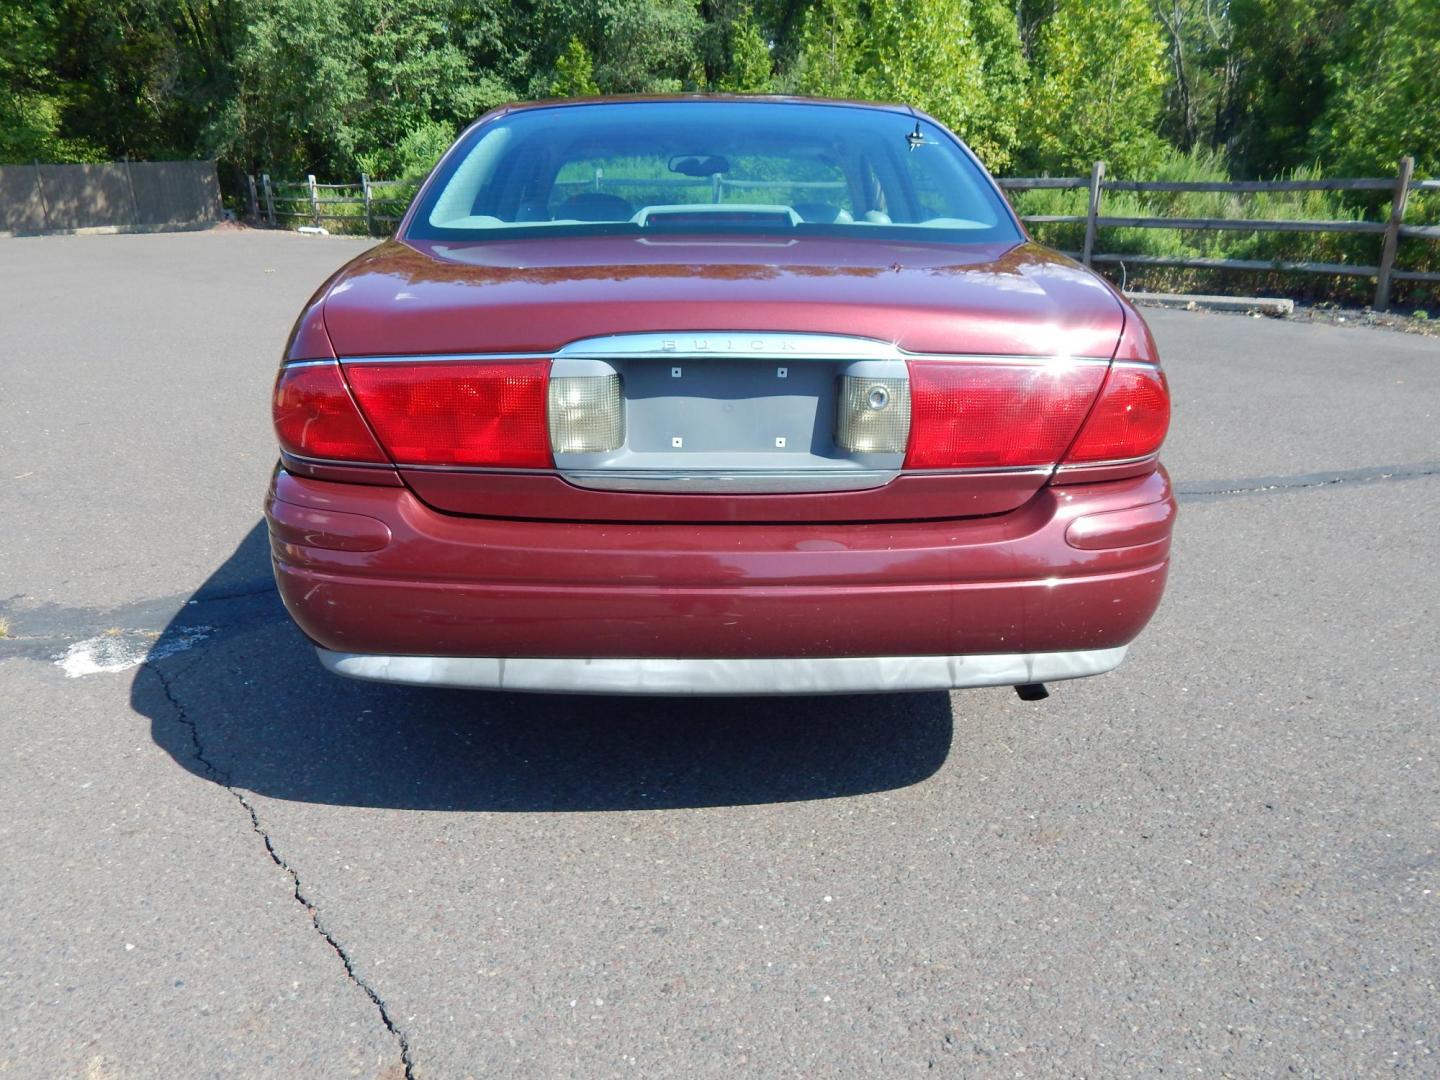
left=2, top=0, right=1436, bottom=184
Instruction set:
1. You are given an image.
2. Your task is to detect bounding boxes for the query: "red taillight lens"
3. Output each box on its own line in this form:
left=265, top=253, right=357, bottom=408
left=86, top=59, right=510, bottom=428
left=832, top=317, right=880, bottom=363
left=344, top=361, right=552, bottom=468
left=273, top=364, right=387, bottom=463
left=1063, top=365, right=1170, bottom=463
left=904, top=361, right=1107, bottom=469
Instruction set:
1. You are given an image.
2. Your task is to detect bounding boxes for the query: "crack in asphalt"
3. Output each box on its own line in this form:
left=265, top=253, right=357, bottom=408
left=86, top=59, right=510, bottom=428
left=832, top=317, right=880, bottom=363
left=1175, top=461, right=1440, bottom=502
left=184, top=581, right=283, bottom=606
left=146, top=659, right=417, bottom=1080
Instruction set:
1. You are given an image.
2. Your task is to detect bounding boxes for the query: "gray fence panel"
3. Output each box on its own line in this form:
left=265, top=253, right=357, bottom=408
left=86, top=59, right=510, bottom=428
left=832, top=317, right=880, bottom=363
left=0, top=166, right=48, bottom=232
left=1, top=160, right=222, bottom=233
left=128, top=161, right=222, bottom=226
left=35, top=164, right=136, bottom=230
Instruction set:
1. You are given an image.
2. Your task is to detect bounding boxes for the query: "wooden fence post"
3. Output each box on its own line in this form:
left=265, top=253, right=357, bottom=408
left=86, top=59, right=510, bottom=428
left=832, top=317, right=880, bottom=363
left=1082, top=160, right=1105, bottom=267
left=245, top=173, right=259, bottom=223
left=307, top=174, right=320, bottom=227
left=361, top=173, right=373, bottom=236
left=261, top=173, right=275, bottom=226
left=1374, top=155, right=1414, bottom=311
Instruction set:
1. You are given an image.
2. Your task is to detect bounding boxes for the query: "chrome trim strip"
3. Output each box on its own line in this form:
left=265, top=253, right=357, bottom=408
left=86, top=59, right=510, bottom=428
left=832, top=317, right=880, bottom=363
left=327, top=352, right=555, bottom=366
left=1053, top=454, right=1159, bottom=473
left=560, top=469, right=898, bottom=494
left=316, top=645, right=1129, bottom=695
left=886, top=465, right=1054, bottom=478
left=555, top=332, right=1112, bottom=365
left=393, top=463, right=552, bottom=474
left=387, top=463, right=1053, bottom=479
left=293, top=352, right=1139, bottom=369
left=287, top=453, right=1062, bottom=481
left=281, top=451, right=392, bottom=468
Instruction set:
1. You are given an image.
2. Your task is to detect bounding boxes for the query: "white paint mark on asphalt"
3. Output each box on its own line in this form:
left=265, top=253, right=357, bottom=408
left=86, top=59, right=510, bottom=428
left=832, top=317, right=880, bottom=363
left=55, top=626, right=213, bottom=678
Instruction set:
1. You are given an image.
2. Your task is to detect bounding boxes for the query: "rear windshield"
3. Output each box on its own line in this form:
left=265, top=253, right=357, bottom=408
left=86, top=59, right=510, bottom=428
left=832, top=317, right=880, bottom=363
left=405, top=100, right=1021, bottom=246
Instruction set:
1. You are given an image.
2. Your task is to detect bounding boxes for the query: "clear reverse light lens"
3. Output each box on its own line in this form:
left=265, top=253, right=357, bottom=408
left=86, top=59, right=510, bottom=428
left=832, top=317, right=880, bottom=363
left=548, top=374, right=624, bottom=453
left=836, top=375, right=910, bottom=454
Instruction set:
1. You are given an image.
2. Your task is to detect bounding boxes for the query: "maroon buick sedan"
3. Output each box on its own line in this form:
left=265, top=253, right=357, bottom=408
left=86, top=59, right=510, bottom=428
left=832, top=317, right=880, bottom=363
left=266, top=97, right=1175, bottom=695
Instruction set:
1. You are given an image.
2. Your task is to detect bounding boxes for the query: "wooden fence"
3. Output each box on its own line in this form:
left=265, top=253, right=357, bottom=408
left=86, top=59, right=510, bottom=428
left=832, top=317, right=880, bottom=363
left=246, top=156, right=1437, bottom=310
left=997, top=156, right=1438, bottom=310
left=244, top=172, right=417, bottom=236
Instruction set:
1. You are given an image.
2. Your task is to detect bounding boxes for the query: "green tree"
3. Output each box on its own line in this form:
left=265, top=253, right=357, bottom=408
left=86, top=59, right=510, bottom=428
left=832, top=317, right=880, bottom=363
left=1, top=0, right=233, bottom=163
left=0, top=1, right=76, bottom=161
left=1226, top=0, right=1349, bottom=176
left=1023, top=0, right=1168, bottom=175
left=595, top=0, right=705, bottom=92
left=795, top=0, right=1026, bottom=170
left=794, top=0, right=867, bottom=99
left=361, top=118, right=456, bottom=180
left=1149, top=0, right=1241, bottom=153
left=347, top=0, right=488, bottom=174
left=717, top=5, right=774, bottom=92
left=207, top=0, right=514, bottom=178
left=859, top=0, right=991, bottom=136
left=551, top=35, right=600, bottom=96
left=532, top=0, right=704, bottom=96
left=208, top=0, right=364, bottom=174
left=1316, top=0, right=1440, bottom=176
left=954, top=0, right=1027, bottom=168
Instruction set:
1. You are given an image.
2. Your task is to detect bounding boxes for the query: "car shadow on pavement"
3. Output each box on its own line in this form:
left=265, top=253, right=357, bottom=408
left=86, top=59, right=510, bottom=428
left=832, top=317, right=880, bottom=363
left=136, top=523, right=955, bottom=811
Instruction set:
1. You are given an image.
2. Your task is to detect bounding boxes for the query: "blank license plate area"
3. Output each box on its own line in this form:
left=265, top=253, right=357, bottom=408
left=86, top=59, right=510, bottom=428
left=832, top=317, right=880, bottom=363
left=623, top=358, right=835, bottom=459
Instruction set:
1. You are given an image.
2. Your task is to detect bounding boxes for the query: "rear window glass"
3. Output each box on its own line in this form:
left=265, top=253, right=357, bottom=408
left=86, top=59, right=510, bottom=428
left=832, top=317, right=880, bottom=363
left=406, top=101, right=1020, bottom=246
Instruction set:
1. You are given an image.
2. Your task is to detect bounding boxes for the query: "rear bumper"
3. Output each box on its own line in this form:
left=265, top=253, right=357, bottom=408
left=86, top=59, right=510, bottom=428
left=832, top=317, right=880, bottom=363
left=266, top=466, right=1175, bottom=685
left=316, top=646, right=1128, bottom=695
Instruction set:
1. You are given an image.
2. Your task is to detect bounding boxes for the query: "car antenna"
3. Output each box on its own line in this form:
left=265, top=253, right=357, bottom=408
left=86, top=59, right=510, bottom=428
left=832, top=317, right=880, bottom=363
left=906, top=120, right=924, bottom=152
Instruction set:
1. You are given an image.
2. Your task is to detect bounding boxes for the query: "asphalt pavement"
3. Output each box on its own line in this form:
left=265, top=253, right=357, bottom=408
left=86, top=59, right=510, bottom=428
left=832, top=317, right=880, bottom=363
left=1, top=230, right=1437, bottom=1078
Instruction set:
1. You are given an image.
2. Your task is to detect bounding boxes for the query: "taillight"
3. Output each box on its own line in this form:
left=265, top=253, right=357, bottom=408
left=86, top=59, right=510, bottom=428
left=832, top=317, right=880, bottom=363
left=904, top=361, right=1107, bottom=469
left=1063, top=365, right=1170, bottom=463
left=344, top=361, right=552, bottom=468
left=272, top=364, right=386, bottom=463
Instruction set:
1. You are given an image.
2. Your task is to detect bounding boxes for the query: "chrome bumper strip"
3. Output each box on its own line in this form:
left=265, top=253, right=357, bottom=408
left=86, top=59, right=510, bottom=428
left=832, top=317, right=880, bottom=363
left=315, top=646, right=1128, bottom=695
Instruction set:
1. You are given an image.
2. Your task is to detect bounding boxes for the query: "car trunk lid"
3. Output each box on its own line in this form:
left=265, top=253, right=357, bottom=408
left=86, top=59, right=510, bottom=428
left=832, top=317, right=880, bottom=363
left=324, top=237, right=1126, bottom=523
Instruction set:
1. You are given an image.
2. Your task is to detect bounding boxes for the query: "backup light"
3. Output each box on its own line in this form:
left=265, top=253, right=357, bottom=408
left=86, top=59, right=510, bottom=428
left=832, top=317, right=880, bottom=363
left=548, top=374, right=625, bottom=453
left=836, top=376, right=911, bottom=454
